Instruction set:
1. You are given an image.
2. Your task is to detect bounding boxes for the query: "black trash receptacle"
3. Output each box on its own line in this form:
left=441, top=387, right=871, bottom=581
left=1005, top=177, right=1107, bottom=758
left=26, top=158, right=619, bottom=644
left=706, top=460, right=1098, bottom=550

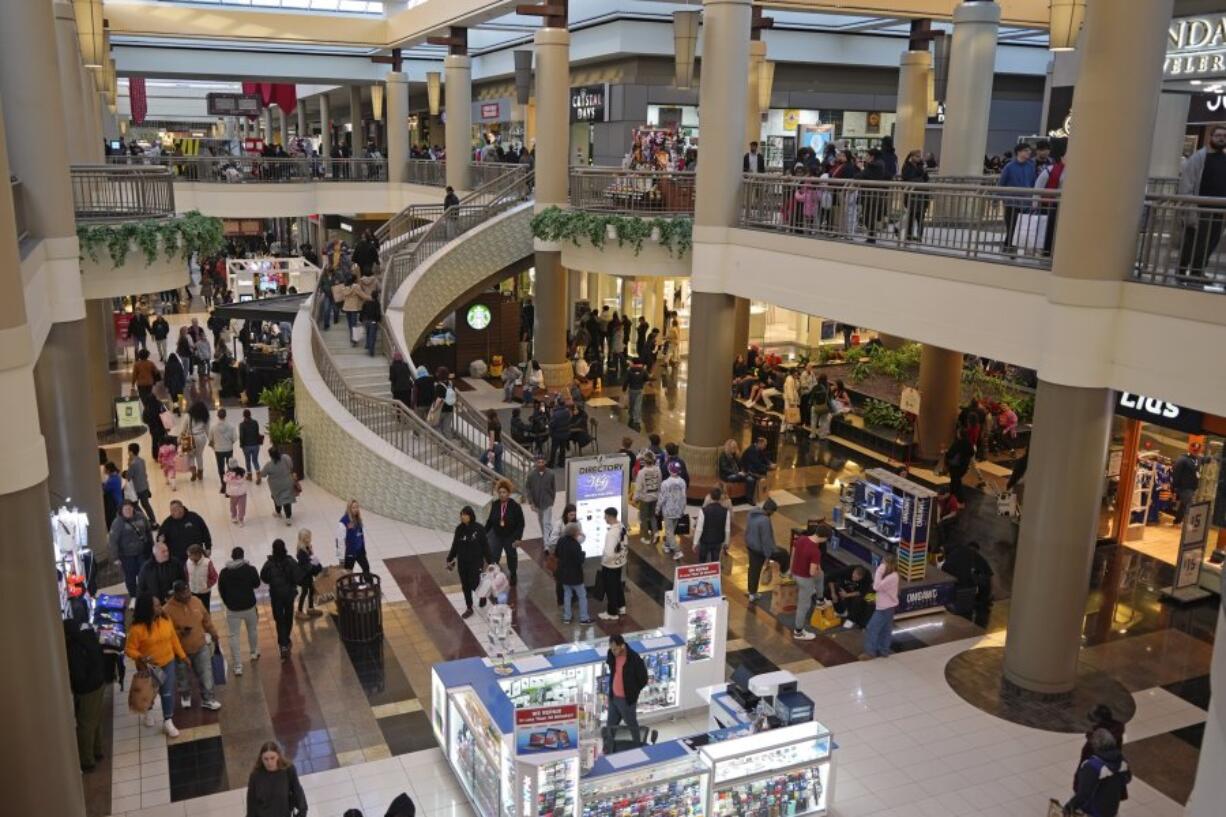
left=752, top=412, right=782, bottom=459
left=335, top=573, right=382, bottom=643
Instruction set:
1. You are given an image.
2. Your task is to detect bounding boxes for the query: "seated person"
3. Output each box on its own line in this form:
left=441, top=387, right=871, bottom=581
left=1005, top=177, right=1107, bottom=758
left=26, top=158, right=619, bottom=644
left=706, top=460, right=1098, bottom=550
left=731, top=354, right=757, bottom=398
left=744, top=364, right=776, bottom=408
left=717, top=439, right=749, bottom=495
left=529, top=403, right=550, bottom=454
left=509, top=407, right=531, bottom=446
left=501, top=364, right=522, bottom=403
left=522, top=360, right=545, bottom=405
left=740, top=436, right=776, bottom=502
left=568, top=403, right=592, bottom=448
left=826, top=565, right=872, bottom=629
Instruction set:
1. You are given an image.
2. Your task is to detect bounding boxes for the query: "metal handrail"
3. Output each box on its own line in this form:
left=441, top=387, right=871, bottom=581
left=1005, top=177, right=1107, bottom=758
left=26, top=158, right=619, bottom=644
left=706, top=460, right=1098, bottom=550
left=406, top=158, right=446, bottom=187
left=11, top=177, right=29, bottom=242
left=308, top=306, right=503, bottom=493
left=375, top=165, right=529, bottom=253
left=105, top=155, right=388, bottom=183
left=449, top=389, right=532, bottom=488
left=570, top=167, right=697, bottom=216
left=1135, top=192, right=1226, bottom=290
left=70, top=164, right=175, bottom=223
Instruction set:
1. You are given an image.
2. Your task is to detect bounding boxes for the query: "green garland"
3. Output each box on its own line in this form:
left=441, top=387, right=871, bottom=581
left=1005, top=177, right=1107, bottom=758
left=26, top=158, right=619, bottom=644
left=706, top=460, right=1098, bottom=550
left=530, top=206, right=693, bottom=258
left=77, top=211, right=225, bottom=267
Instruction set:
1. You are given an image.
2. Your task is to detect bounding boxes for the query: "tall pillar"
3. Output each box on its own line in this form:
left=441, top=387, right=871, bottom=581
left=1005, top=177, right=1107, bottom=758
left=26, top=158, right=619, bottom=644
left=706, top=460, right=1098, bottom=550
left=296, top=101, right=307, bottom=139
left=0, top=0, right=106, bottom=560
left=53, top=1, right=98, bottom=163
left=587, top=272, right=599, bottom=306
left=1149, top=92, right=1190, bottom=178
left=915, top=345, right=962, bottom=461
left=732, top=297, right=750, bottom=355
left=744, top=40, right=766, bottom=150
left=0, top=91, right=87, bottom=817
left=261, top=107, right=273, bottom=143
left=319, top=94, right=332, bottom=157
left=385, top=72, right=409, bottom=183
left=349, top=84, right=363, bottom=148
left=80, top=63, right=104, bottom=154
left=938, top=1, right=1000, bottom=175
left=445, top=55, right=473, bottom=190
left=1187, top=605, right=1226, bottom=815
left=85, top=300, right=114, bottom=433
left=682, top=0, right=752, bottom=476
left=895, top=49, right=933, bottom=162
left=1003, top=0, right=1174, bottom=695
left=567, top=269, right=584, bottom=331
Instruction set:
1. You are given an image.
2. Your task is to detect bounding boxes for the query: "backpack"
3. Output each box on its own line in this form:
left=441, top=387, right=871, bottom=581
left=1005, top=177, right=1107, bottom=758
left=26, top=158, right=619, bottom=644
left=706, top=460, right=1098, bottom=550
left=444, top=384, right=456, bottom=406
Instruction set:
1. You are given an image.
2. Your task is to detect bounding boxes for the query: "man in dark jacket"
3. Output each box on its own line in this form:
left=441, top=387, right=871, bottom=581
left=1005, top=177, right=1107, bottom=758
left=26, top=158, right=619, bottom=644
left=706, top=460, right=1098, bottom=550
left=555, top=522, right=591, bottom=624
left=159, top=500, right=212, bottom=562
left=352, top=231, right=379, bottom=276
left=218, top=546, right=262, bottom=675
left=64, top=615, right=107, bottom=772
left=1067, top=729, right=1131, bottom=817
left=389, top=352, right=414, bottom=409
left=413, top=366, right=435, bottom=416
left=548, top=399, right=573, bottom=468
left=484, top=482, right=525, bottom=585
left=743, top=141, right=766, bottom=173
left=624, top=359, right=649, bottom=431
left=260, top=539, right=304, bottom=659
left=1172, top=451, right=1201, bottom=523
left=740, top=436, right=775, bottom=504
left=137, top=541, right=185, bottom=602
left=605, top=634, right=649, bottom=750
left=151, top=314, right=171, bottom=360
left=109, top=501, right=155, bottom=596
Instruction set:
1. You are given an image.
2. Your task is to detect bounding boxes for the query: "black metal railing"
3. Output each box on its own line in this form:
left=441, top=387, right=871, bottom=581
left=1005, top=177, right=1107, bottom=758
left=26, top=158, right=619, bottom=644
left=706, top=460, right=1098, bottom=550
left=71, top=164, right=175, bottom=223
left=106, top=155, right=388, bottom=183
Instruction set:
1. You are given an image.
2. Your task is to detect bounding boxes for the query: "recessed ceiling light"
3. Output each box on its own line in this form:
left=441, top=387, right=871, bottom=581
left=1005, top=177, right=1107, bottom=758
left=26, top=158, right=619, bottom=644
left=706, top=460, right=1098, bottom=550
left=1191, top=80, right=1202, bottom=85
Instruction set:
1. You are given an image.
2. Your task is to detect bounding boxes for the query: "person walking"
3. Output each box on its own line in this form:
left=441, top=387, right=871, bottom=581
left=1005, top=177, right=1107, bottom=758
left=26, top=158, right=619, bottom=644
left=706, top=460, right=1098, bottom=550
left=225, top=461, right=249, bottom=526
left=484, top=480, right=525, bottom=586
left=208, top=409, right=237, bottom=493
left=64, top=611, right=107, bottom=772
left=633, top=451, right=662, bottom=545
left=109, top=500, right=154, bottom=596
left=126, top=443, right=157, bottom=525
left=547, top=504, right=578, bottom=607
left=163, top=580, right=222, bottom=711
left=525, top=455, right=557, bottom=544
left=624, top=358, right=648, bottom=430
left=238, top=409, right=262, bottom=474
left=151, top=313, right=170, bottom=361
left=389, top=352, right=413, bottom=409
left=997, top=143, right=1037, bottom=251
left=125, top=594, right=188, bottom=737
left=604, top=634, right=648, bottom=751
left=744, top=498, right=790, bottom=603
left=791, top=524, right=829, bottom=641
left=257, top=447, right=299, bottom=526
left=337, top=499, right=371, bottom=574
left=217, top=546, right=261, bottom=676
left=295, top=529, right=323, bottom=619
left=447, top=506, right=489, bottom=618
left=555, top=522, right=592, bottom=625
left=159, top=500, right=212, bottom=563
left=137, top=540, right=185, bottom=603
left=360, top=289, right=382, bottom=356
left=900, top=149, right=930, bottom=242
left=260, top=539, right=304, bottom=660
left=658, top=461, right=687, bottom=561
left=1065, top=730, right=1131, bottom=817
left=598, top=507, right=628, bottom=620
left=742, top=141, right=766, bottom=173
left=862, top=557, right=899, bottom=659
left=131, top=348, right=159, bottom=402
left=548, top=398, right=572, bottom=468
left=943, top=426, right=975, bottom=503
left=164, top=348, right=186, bottom=404
left=443, top=185, right=460, bottom=238
left=1177, top=124, right=1226, bottom=278
left=692, top=488, right=731, bottom=564
left=185, top=401, right=210, bottom=482
left=184, top=544, right=217, bottom=609
left=246, top=741, right=308, bottom=817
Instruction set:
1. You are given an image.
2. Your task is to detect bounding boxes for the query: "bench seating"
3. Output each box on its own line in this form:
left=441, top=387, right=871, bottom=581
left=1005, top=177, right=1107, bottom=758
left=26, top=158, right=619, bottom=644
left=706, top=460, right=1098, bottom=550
left=686, top=476, right=750, bottom=504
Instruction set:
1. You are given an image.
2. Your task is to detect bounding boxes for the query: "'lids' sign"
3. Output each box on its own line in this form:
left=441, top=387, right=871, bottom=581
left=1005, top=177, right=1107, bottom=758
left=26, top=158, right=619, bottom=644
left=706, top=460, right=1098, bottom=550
left=1115, top=392, right=1203, bottom=433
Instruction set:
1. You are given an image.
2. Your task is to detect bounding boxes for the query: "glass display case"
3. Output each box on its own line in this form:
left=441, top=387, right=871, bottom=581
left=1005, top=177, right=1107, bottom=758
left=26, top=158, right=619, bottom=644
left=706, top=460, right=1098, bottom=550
left=700, top=722, right=833, bottom=817
left=686, top=607, right=714, bottom=663
left=579, top=756, right=708, bottom=817
left=449, top=689, right=508, bottom=817
left=518, top=755, right=579, bottom=817
left=597, top=645, right=680, bottom=718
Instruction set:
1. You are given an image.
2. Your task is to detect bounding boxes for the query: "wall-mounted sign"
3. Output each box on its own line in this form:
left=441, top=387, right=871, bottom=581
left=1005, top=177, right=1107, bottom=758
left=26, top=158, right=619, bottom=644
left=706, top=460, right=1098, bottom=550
left=207, top=93, right=262, bottom=116
left=1188, top=91, right=1226, bottom=123
left=1166, top=16, right=1226, bottom=78
left=480, top=102, right=501, bottom=121
left=570, top=84, right=608, bottom=123
left=1115, top=391, right=1204, bottom=433
left=465, top=304, right=492, bottom=330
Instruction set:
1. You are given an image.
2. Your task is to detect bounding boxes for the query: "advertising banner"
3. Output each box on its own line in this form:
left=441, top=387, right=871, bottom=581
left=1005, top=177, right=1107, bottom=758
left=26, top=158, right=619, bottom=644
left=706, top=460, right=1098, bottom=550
left=675, top=562, right=721, bottom=603
left=567, top=456, right=629, bottom=559
left=515, top=704, right=578, bottom=755
left=1176, top=501, right=1211, bottom=589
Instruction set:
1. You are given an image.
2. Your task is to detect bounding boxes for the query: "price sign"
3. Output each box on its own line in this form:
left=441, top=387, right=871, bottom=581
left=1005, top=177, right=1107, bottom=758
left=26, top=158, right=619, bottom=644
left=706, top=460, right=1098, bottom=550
left=675, top=562, right=721, bottom=603
left=1175, top=501, right=1211, bottom=589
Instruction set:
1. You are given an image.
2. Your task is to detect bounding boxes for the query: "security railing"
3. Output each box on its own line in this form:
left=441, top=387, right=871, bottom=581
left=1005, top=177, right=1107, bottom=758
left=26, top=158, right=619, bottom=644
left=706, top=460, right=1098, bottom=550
left=105, top=155, right=388, bottom=183
left=406, top=158, right=446, bottom=187
left=11, top=177, right=29, bottom=242
left=308, top=307, right=503, bottom=493
left=1135, top=193, right=1226, bottom=290
left=1145, top=177, right=1180, bottom=196
left=70, top=164, right=175, bottom=223
left=570, top=167, right=697, bottom=216
left=471, top=161, right=528, bottom=189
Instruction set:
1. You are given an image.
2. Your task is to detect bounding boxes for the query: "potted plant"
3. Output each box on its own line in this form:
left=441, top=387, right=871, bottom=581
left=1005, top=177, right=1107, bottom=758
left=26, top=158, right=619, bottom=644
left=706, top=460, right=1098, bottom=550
left=259, top=380, right=295, bottom=424
left=267, top=418, right=305, bottom=479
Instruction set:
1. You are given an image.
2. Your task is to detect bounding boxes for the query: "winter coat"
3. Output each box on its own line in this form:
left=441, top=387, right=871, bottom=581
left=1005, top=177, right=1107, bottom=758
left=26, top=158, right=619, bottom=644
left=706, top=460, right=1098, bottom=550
left=217, top=559, right=260, bottom=611
left=259, top=456, right=297, bottom=506
left=158, top=509, right=212, bottom=562
left=657, top=475, right=687, bottom=519
left=246, top=765, right=307, bottom=817
left=108, top=512, right=153, bottom=559
left=525, top=468, right=557, bottom=510
left=1067, top=751, right=1131, bottom=817
left=208, top=420, right=237, bottom=453
left=743, top=507, right=776, bottom=558
left=554, top=534, right=586, bottom=586
left=64, top=620, right=106, bottom=695
left=447, top=522, right=488, bottom=578
left=484, top=497, right=525, bottom=542
left=605, top=645, right=649, bottom=705
left=634, top=464, right=661, bottom=502
left=260, top=554, right=304, bottom=600
left=137, top=557, right=186, bottom=602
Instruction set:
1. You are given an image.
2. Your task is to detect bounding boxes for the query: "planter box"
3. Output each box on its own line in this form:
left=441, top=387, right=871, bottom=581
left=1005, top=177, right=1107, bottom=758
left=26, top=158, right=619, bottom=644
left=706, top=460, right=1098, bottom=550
left=80, top=236, right=186, bottom=300
left=831, top=414, right=913, bottom=463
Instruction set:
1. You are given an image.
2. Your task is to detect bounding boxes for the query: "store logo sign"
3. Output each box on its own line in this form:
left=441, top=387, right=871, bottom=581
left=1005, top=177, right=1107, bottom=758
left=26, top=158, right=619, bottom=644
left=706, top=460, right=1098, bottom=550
left=570, top=84, right=607, bottom=123
left=1115, top=392, right=1203, bottom=432
left=1166, top=16, right=1226, bottom=77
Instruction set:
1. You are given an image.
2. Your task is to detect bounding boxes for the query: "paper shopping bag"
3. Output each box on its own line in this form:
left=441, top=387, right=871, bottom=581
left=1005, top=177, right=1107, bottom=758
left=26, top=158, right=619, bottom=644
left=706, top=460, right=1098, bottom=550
left=128, top=670, right=156, bottom=714
left=211, top=650, right=227, bottom=686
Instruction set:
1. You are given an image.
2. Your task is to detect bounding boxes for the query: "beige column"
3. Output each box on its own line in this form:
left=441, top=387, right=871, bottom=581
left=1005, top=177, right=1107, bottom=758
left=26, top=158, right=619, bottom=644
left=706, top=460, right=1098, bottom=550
left=349, top=84, right=363, bottom=147
left=895, top=49, right=932, bottom=163
left=1149, top=92, right=1190, bottom=179
left=567, top=269, right=584, bottom=331
left=1186, top=605, right=1226, bottom=815
left=745, top=40, right=766, bottom=150
left=277, top=105, right=289, bottom=146
left=682, top=0, right=752, bottom=476
left=445, top=55, right=473, bottom=190
left=297, top=101, right=307, bottom=138
left=319, top=94, right=332, bottom=157
left=385, top=72, right=409, bottom=183
left=732, top=297, right=750, bottom=355
left=587, top=272, right=600, bottom=306
left=938, top=1, right=1000, bottom=175
left=80, top=64, right=103, bottom=153
left=914, top=345, right=962, bottom=460
left=1002, top=0, right=1174, bottom=695
left=53, top=1, right=98, bottom=163
left=261, top=107, right=273, bottom=143
left=85, top=300, right=114, bottom=432
left=532, top=27, right=571, bottom=387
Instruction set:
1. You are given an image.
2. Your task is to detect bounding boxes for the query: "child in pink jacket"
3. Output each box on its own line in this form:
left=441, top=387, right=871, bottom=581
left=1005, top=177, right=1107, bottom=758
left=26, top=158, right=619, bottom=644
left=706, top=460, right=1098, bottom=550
left=157, top=441, right=179, bottom=490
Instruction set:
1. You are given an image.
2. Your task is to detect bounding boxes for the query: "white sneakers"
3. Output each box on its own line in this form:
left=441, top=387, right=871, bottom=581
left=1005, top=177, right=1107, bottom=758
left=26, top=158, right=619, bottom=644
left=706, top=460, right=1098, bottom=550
left=597, top=612, right=619, bottom=621
left=180, top=695, right=192, bottom=709
left=234, top=665, right=243, bottom=676
left=251, top=651, right=261, bottom=661
left=163, top=719, right=179, bottom=738
left=843, top=619, right=856, bottom=630
left=202, top=699, right=221, bottom=711
left=143, top=709, right=156, bottom=728
left=284, top=518, right=292, bottom=527
left=793, top=630, right=816, bottom=641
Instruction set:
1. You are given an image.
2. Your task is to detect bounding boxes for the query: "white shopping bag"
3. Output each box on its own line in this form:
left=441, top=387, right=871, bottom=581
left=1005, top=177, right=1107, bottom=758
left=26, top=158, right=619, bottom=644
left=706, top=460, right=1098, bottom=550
left=1015, top=212, right=1048, bottom=252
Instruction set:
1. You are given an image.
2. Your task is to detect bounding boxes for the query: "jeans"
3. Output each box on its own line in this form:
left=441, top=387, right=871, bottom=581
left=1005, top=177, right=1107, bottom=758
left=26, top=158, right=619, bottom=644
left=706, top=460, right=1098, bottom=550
left=698, top=541, right=723, bottom=564
left=628, top=389, right=644, bottom=427
left=150, top=660, right=177, bottom=720
left=503, top=380, right=519, bottom=402
left=120, top=554, right=142, bottom=596
left=562, top=583, right=589, bottom=622
left=297, top=576, right=316, bottom=612
left=176, top=645, right=217, bottom=703
left=535, top=505, right=554, bottom=545
left=638, top=500, right=658, bottom=540
left=226, top=607, right=259, bottom=669
left=549, top=436, right=568, bottom=468
left=345, top=310, right=359, bottom=339
left=488, top=534, right=518, bottom=581
left=214, top=450, right=232, bottom=484
left=154, top=338, right=167, bottom=361
left=864, top=606, right=896, bottom=657
left=794, top=575, right=821, bottom=632
left=242, top=445, right=261, bottom=473
left=270, top=593, right=295, bottom=648
left=607, top=695, right=640, bottom=749
left=319, top=296, right=333, bottom=329
left=364, top=320, right=379, bottom=355
left=481, top=443, right=505, bottom=474
left=229, top=494, right=247, bottom=522
left=746, top=547, right=790, bottom=595
left=663, top=516, right=681, bottom=552
left=1002, top=205, right=1024, bottom=248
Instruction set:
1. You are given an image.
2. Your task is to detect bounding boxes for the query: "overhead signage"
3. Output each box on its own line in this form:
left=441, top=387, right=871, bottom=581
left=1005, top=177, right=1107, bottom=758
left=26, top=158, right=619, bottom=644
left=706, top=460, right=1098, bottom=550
left=514, top=704, right=578, bottom=755
left=480, top=102, right=501, bottom=121
left=566, top=455, right=629, bottom=559
left=1188, top=92, right=1226, bottom=123
left=1114, top=392, right=1204, bottom=433
left=1176, top=501, right=1211, bottom=589
left=675, top=563, right=721, bottom=603
left=570, top=84, right=608, bottom=123
left=207, top=93, right=262, bottom=116
left=1166, top=16, right=1226, bottom=78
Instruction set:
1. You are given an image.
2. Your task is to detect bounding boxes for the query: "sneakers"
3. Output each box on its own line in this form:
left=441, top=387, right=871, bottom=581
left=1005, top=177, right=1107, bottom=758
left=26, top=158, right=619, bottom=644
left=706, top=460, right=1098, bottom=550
left=672, top=551, right=684, bottom=561
left=617, top=607, right=626, bottom=615
left=597, top=612, right=619, bottom=621
left=251, top=651, right=260, bottom=661
left=747, top=593, right=760, bottom=604
left=202, top=699, right=221, bottom=711
left=793, top=629, right=816, bottom=641
left=578, top=619, right=594, bottom=625
left=561, top=619, right=572, bottom=625
left=234, top=665, right=243, bottom=676
left=180, top=695, right=192, bottom=709
left=284, top=517, right=292, bottom=527
left=163, top=719, right=180, bottom=738
left=843, top=620, right=856, bottom=630
left=143, top=709, right=156, bottom=728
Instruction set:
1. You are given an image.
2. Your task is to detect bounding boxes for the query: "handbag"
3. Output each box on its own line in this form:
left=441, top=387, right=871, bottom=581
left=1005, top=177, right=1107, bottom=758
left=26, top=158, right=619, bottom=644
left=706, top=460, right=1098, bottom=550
left=351, top=324, right=365, bottom=344
left=784, top=405, right=802, bottom=424
left=128, top=669, right=156, bottom=714
left=426, top=400, right=443, bottom=426
left=210, top=648, right=227, bottom=686
left=675, top=513, right=691, bottom=536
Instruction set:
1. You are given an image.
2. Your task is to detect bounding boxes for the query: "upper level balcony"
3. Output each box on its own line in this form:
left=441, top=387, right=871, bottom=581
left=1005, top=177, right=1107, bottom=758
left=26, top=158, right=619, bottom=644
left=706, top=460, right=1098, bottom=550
left=71, top=164, right=176, bottom=223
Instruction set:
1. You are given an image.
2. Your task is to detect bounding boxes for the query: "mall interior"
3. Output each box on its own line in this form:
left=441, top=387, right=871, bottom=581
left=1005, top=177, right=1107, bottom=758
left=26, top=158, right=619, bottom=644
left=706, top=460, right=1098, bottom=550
left=4, top=1, right=1226, bottom=816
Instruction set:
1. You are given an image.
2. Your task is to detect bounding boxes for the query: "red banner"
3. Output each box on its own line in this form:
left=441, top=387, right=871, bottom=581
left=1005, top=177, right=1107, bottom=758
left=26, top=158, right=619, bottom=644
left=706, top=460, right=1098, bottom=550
left=240, top=81, right=297, bottom=116
left=129, top=77, right=148, bottom=125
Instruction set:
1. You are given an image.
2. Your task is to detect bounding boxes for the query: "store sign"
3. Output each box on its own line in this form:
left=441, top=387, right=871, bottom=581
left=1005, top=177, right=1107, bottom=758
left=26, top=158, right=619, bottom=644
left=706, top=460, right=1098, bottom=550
left=567, top=456, right=629, bottom=559
left=1115, top=392, right=1204, bottom=433
left=675, top=562, right=721, bottom=603
left=570, top=84, right=607, bottom=123
left=898, top=582, right=954, bottom=614
left=114, top=398, right=143, bottom=429
left=206, top=93, right=262, bottom=116
left=1166, top=16, right=1226, bottom=78
left=514, top=704, right=578, bottom=755
left=1188, top=92, right=1226, bottom=123
left=465, top=304, right=492, bottom=330
left=1176, top=501, right=1212, bottom=588
left=480, top=102, right=500, bottom=121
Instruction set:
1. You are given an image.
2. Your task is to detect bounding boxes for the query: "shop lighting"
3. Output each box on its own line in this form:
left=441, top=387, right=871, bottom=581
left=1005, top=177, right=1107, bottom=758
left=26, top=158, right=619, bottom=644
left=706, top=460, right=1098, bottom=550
left=73, top=0, right=105, bottom=69
left=427, top=71, right=441, bottom=116
left=673, top=10, right=700, bottom=90
left=1048, top=0, right=1086, bottom=51
left=370, top=83, right=384, bottom=120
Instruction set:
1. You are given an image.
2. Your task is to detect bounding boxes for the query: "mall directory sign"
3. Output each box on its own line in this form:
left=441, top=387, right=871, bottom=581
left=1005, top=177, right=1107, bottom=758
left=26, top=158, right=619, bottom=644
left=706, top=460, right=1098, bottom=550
left=515, top=704, right=579, bottom=755
left=567, top=455, right=630, bottom=560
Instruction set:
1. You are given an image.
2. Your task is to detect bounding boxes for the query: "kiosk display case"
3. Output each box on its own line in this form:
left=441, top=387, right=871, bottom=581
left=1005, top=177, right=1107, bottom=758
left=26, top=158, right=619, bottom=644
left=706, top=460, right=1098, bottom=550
left=579, top=750, right=708, bottom=817
left=519, top=755, right=579, bottom=817
left=701, top=722, right=833, bottom=817
left=449, top=689, right=511, bottom=817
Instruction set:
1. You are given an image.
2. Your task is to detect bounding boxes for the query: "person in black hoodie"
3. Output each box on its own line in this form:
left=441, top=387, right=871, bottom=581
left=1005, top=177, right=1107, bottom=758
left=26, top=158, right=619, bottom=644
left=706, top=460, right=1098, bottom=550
left=389, top=352, right=413, bottom=409
left=1066, top=729, right=1131, bottom=817
left=484, top=480, right=525, bottom=586
left=260, top=539, right=304, bottom=660
left=137, top=540, right=185, bottom=602
left=605, top=634, right=649, bottom=750
left=447, top=506, right=488, bottom=617
left=218, top=546, right=262, bottom=675
left=857, top=149, right=889, bottom=243
left=159, top=500, right=212, bottom=562
left=900, top=149, right=930, bottom=241
left=163, top=350, right=186, bottom=403
left=64, top=612, right=107, bottom=772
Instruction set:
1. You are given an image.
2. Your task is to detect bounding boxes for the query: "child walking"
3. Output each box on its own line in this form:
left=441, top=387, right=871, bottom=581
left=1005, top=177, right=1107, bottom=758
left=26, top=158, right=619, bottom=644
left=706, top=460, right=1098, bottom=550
left=225, top=460, right=248, bottom=525
left=157, top=440, right=179, bottom=490
left=295, top=529, right=323, bottom=619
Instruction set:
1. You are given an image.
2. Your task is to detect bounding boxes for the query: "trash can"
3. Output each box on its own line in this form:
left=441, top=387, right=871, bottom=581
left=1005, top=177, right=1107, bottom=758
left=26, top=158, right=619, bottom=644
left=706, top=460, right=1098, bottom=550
left=335, top=573, right=383, bottom=643
left=752, top=412, right=782, bottom=459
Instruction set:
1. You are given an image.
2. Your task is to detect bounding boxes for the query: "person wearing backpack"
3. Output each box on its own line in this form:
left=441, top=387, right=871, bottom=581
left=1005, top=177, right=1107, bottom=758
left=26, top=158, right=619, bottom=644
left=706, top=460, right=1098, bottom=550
left=633, top=451, right=662, bottom=545
left=598, top=507, right=628, bottom=620
left=1065, top=729, right=1131, bottom=817
left=430, top=367, right=456, bottom=436
left=260, top=539, right=304, bottom=660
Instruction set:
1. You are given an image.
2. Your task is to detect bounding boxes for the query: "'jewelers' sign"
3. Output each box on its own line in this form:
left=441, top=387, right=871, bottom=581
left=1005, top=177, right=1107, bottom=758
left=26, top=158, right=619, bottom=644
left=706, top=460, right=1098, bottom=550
left=1166, top=16, right=1226, bottom=78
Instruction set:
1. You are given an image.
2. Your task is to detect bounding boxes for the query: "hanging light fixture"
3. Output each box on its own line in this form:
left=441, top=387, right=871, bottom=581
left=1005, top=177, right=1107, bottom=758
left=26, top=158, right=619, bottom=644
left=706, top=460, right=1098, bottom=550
left=673, top=11, right=700, bottom=90
left=73, top=0, right=105, bottom=69
left=758, top=60, right=775, bottom=112
left=1049, top=0, right=1086, bottom=51
left=371, top=83, right=384, bottom=120
left=513, top=50, right=533, bottom=105
left=427, top=71, right=441, bottom=116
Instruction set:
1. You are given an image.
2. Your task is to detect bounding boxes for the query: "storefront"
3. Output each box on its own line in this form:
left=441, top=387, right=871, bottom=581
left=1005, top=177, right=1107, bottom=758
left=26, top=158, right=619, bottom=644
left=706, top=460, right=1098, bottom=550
left=473, top=98, right=525, bottom=154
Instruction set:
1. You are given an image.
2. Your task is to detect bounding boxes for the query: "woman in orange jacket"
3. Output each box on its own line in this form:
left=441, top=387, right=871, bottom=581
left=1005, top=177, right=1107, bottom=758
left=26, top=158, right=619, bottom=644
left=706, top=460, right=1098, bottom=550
left=125, top=594, right=188, bottom=737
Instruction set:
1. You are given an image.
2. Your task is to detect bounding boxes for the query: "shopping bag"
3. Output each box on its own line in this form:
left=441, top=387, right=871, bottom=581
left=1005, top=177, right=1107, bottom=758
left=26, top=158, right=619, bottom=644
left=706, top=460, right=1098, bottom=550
left=773, top=581, right=799, bottom=613
left=1015, top=212, right=1048, bottom=252
left=128, top=670, right=156, bottom=714
left=313, top=565, right=347, bottom=604
left=174, top=453, right=191, bottom=472
left=425, top=400, right=442, bottom=427
left=351, top=324, right=365, bottom=344
left=760, top=560, right=777, bottom=588
left=784, top=406, right=802, bottom=424
left=211, top=649, right=227, bottom=686
left=675, top=513, right=691, bottom=536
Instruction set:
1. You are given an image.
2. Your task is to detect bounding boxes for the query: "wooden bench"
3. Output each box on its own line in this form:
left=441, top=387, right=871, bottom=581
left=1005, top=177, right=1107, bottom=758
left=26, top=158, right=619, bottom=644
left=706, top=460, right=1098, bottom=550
left=686, top=476, right=750, bottom=504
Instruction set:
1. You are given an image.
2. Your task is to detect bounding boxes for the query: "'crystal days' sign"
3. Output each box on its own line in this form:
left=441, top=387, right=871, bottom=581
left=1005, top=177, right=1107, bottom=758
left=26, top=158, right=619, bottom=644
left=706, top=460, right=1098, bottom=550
left=570, top=84, right=608, bottom=123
